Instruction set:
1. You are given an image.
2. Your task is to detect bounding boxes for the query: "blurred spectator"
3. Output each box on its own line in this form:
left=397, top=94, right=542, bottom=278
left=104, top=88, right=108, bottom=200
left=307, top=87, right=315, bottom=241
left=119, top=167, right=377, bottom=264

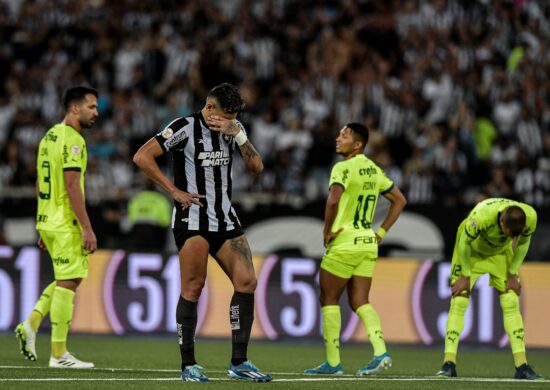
left=0, top=0, right=548, bottom=212
left=126, top=178, right=172, bottom=251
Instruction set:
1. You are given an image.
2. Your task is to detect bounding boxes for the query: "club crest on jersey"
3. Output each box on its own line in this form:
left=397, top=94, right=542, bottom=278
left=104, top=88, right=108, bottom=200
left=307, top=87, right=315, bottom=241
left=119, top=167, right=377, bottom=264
left=198, top=150, right=230, bottom=167
left=161, top=128, right=174, bottom=139
left=222, top=134, right=232, bottom=144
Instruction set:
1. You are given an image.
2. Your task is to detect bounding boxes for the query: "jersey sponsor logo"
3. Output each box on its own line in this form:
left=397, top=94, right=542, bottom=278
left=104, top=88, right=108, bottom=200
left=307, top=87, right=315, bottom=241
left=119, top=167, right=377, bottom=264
left=71, top=145, right=81, bottom=155
left=198, top=150, right=230, bottom=167
left=353, top=236, right=375, bottom=244
left=37, top=214, right=48, bottom=223
left=47, top=133, right=58, bottom=142
left=164, top=130, right=188, bottom=148
left=359, top=167, right=376, bottom=176
left=161, top=128, right=174, bottom=139
left=52, top=257, right=70, bottom=265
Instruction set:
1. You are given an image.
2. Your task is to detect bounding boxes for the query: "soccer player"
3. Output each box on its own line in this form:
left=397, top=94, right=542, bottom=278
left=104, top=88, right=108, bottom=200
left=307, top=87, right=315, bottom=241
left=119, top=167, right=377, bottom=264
left=133, top=83, right=272, bottom=382
left=304, top=123, right=407, bottom=376
left=15, top=86, right=98, bottom=368
left=436, top=198, right=544, bottom=380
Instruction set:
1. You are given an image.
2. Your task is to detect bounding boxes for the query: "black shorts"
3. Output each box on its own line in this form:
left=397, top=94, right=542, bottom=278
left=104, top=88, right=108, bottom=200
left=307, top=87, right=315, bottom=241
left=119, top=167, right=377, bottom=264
left=173, top=228, right=244, bottom=256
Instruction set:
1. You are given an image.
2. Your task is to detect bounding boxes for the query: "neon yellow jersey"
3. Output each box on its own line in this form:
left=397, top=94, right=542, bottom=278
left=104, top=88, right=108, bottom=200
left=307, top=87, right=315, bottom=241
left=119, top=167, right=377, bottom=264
left=328, top=154, right=393, bottom=249
left=36, top=124, right=87, bottom=232
left=463, top=198, right=537, bottom=256
left=128, top=191, right=172, bottom=228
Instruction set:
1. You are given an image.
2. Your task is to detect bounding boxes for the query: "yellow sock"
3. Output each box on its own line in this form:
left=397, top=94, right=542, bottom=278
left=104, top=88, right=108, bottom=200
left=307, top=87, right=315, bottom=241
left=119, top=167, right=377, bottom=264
left=356, top=304, right=386, bottom=356
left=321, top=305, right=341, bottom=367
left=444, top=296, right=469, bottom=360
left=513, top=352, right=527, bottom=367
left=444, top=353, right=457, bottom=364
left=52, top=341, right=67, bottom=358
left=29, top=281, right=56, bottom=331
left=28, top=311, right=43, bottom=332
left=500, top=292, right=527, bottom=367
left=50, top=286, right=75, bottom=358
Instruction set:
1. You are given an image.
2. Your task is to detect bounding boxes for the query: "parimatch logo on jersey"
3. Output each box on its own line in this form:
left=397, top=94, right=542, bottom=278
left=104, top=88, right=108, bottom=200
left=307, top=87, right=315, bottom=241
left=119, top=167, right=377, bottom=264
left=198, top=151, right=230, bottom=167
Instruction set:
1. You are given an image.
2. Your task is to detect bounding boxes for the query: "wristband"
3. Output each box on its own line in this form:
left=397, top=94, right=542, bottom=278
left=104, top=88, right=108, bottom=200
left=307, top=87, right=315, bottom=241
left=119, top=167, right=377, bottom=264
left=377, top=227, right=387, bottom=239
left=235, top=130, right=248, bottom=146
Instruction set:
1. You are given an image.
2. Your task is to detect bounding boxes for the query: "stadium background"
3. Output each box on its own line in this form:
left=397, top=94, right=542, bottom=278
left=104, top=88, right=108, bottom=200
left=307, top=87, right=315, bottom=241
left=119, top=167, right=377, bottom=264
left=1, top=0, right=550, bottom=369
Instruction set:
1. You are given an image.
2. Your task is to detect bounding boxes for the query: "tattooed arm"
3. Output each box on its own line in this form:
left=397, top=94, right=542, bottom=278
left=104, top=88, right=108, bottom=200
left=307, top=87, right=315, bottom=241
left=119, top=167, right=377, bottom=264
left=237, top=140, right=263, bottom=175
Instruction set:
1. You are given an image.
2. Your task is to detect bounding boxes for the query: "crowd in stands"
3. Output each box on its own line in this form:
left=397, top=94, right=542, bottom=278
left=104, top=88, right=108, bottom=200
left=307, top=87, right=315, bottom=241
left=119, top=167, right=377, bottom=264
left=1, top=0, right=550, bottom=208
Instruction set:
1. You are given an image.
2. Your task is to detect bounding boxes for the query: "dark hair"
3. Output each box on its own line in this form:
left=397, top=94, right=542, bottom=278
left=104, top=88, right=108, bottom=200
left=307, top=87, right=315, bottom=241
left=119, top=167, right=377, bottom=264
left=207, top=83, right=245, bottom=114
left=503, top=206, right=526, bottom=236
left=346, top=122, right=369, bottom=146
left=63, top=86, right=98, bottom=110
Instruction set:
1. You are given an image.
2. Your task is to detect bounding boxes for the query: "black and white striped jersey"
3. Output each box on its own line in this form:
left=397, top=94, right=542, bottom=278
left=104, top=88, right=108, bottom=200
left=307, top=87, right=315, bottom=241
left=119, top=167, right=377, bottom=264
left=154, top=112, right=243, bottom=232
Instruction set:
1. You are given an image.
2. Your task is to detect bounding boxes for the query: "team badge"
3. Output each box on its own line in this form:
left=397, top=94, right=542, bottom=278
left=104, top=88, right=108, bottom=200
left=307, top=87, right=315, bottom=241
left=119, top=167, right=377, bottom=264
left=161, top=128, right=174, bottom=139
left=71, top=145, right=81, bottom=155
left=222, top=134, right=232, bottom=144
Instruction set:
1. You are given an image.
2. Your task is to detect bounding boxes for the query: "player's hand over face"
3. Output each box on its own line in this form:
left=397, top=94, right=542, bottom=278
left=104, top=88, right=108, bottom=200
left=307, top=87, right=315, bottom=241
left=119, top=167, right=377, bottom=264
left=506, top=274, right=522, bottom=296
left=82, top=228, right=97, bottom=254
left=324, top=228, right=343, bottom=247
left=451, top=276, right=470, bottom=297
left=206, top=115, right=239, bottom=136
left=172, top=189, right=205, bottom=209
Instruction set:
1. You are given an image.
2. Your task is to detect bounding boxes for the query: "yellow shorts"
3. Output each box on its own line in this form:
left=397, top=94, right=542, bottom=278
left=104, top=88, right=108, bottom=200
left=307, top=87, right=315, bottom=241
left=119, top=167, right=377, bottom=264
left=39, top=230, right=88, bottom=280
left=450, top=223, right=513, bottom=292
left=321, top=248, right=377, bottom=279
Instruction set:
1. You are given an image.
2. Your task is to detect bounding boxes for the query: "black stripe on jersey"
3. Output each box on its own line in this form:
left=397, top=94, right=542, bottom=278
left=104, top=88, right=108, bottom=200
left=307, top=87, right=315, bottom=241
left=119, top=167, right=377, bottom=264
left=172, top=149, right=189, bottom=229
left=193, top=116, right=209, bottom=231
left=63, top=167, right=81, bottom=171
left=210, top=131, right=227, bottom=231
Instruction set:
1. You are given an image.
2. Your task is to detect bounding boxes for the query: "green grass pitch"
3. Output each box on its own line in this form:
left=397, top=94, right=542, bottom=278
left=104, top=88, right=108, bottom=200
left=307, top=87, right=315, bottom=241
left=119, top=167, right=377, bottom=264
left=0, top=334, right=549, bottom=389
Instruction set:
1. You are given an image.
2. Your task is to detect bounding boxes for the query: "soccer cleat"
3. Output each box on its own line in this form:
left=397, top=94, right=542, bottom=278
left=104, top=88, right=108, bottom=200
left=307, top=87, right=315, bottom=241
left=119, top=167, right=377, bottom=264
left=304, top=362, right=344, bottom=375
left=182, top=364, right=209, bottom=382
left=49, top=352, right=94, bottom=369
left=356, top=352, right=392, bottom=376
left=514, top=363, right=544, bottom=380
left=15, top=321, right=37, bottom=361
left=436, top=361, right=457, bottom=378
left=227, top=360, right=272, bottom=382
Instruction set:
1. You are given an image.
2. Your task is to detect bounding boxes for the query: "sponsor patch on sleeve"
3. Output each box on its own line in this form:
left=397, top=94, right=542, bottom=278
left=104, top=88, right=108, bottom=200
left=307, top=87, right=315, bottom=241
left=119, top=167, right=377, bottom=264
left=71, top=145, right=81, bottom=155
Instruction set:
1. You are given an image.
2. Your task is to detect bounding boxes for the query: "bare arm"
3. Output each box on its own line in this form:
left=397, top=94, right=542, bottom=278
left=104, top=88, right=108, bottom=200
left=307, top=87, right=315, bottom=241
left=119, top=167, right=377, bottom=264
left=323, top=184, right=344, bottom=247
left=378, top=186, right=407, bottom=241
left=133, top=138, right=204, bottom=207
left=237, top=139, right=264, bottom=175
left=64, top=170, right=97, bottom=253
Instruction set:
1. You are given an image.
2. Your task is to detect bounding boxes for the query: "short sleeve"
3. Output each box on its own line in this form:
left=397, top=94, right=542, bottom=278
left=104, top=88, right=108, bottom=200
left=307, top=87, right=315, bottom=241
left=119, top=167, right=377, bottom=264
left=63, top=132, right=85, bottom=171
left=329, top=162, right=348, bottom=190
left=378, top=168, right=394, bottom=194
left=154, top=117, right=190, bottom=152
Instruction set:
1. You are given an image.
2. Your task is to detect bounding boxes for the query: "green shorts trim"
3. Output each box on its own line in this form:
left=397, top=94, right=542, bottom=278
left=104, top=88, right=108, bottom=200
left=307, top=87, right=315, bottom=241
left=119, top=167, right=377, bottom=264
left=39, top=230, right=88, bottom=280
left=321, top=249, right=377, bottom=279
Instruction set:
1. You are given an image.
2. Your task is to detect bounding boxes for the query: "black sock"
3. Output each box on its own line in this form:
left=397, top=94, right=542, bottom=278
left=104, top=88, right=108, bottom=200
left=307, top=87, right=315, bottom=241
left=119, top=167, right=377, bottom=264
left=177, top=296, right=198, bottom=369
left=230, top=291, right=254, bottom=366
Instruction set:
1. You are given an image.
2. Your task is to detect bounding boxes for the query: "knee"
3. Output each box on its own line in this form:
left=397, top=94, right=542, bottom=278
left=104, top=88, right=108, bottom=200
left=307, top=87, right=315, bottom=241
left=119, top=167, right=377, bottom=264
left=182, top=278, right=206, bottom=301
left=500, top=291, right=520, bottom=313
left=234, top=275, right=257, bottom=293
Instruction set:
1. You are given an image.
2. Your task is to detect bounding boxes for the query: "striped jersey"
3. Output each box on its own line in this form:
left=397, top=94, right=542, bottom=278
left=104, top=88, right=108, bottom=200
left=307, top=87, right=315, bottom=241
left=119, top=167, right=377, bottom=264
left=155, top=112, right=242, bottom=232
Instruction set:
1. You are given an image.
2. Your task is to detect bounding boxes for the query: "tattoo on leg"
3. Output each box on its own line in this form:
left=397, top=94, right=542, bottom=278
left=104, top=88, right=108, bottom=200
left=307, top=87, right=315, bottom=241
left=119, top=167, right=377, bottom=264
left=230, top=237, right=254, bottom=271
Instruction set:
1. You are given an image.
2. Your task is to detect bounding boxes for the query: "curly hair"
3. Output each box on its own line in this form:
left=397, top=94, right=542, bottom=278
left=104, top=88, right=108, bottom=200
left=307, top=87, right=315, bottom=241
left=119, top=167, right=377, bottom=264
left=207, top=83, right=245, bottom=114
